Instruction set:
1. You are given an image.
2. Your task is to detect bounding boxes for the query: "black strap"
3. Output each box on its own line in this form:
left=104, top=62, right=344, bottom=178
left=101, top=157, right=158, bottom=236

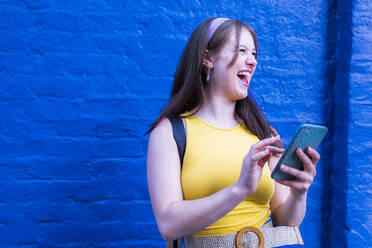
left=169, top=117, right=186, bottom=167
left=173, top=239, right=179, bottom=248
left=169, top=117, right=186, bottom=248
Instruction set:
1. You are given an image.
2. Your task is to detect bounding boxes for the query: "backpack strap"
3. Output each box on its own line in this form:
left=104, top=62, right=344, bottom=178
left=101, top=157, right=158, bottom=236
left=166, top=239, right=181, bottom=248
left=169, top=117, right=186, bottom=167
left=168, top=117, right=186, bottom=248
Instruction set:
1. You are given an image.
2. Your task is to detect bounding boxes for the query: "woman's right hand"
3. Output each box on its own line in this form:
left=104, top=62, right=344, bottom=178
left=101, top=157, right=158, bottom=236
left=236, top=135, right=284, bottom=195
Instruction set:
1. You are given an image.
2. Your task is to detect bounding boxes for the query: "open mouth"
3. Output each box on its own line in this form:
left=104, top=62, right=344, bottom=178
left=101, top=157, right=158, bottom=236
left=237, top=71, right=251, bottom=87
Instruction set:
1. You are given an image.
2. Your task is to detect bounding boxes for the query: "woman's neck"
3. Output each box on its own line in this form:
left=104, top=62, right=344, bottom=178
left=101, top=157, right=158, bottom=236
left=195, top=93, right=241, bottom=129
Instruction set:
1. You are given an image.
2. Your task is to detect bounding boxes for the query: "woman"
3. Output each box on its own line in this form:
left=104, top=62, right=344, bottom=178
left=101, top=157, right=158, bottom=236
left=147, top=18, right=320, bottom=247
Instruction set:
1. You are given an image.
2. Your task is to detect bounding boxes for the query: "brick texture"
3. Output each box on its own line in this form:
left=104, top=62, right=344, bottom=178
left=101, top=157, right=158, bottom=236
left=0, top=0, right=370, bottom=247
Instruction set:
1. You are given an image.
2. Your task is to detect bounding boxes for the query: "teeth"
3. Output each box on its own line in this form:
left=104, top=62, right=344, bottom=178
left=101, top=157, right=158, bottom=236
left=237, top=71, right=251, bottom=77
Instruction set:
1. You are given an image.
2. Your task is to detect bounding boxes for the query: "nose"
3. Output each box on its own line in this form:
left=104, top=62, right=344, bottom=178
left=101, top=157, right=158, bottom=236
left=246, top=54, right=257, bottom=66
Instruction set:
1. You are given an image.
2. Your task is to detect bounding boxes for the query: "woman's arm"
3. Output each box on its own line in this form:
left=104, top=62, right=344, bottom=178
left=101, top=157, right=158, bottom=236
left=147, top=118, right=283, bottom=241
left=269, top=142, right=320, bottom=226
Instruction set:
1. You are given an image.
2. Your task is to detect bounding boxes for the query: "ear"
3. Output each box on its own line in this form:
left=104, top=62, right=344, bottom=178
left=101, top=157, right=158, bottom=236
left=203, top=50, right=214, bottom=69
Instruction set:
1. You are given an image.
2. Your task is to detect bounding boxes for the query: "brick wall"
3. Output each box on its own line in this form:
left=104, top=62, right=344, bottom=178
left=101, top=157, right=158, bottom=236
left=0, top=0, right=370, bottom=247
left=345, top=0, right=372, bottom=246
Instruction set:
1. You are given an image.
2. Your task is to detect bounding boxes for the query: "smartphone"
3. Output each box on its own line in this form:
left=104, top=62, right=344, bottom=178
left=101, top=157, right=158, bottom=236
left=271, top=124, right=328, bottom=181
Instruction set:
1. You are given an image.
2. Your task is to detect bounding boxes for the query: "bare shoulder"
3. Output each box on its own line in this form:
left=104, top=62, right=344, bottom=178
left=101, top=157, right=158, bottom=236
left=158, top=117, right=172, bottom=128
left=149, top=118, right=174, bottom=146
left=147, top=117, right=179, bottom=168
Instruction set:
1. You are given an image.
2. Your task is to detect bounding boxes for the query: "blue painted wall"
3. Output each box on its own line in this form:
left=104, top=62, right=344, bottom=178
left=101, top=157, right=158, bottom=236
left=0, top=0, right=370, bottom=247
left=345, top=0, right=372, bottom=246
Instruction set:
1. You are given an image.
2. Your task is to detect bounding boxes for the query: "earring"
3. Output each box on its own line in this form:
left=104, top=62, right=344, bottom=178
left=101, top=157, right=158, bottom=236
left=206, top=68, right=211, bottom=83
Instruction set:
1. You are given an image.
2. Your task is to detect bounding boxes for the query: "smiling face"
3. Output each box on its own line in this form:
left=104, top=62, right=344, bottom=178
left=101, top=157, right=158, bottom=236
left=207, top=27, right=257, bottom=101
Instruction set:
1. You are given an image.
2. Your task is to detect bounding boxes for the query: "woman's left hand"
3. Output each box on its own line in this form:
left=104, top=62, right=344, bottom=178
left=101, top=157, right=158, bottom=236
left=276, top=147, right=320, bottom=197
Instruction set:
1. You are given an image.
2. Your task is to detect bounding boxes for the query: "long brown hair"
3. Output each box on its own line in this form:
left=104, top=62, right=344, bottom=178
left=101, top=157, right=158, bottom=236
left=147, top=18, right=273, bottom=140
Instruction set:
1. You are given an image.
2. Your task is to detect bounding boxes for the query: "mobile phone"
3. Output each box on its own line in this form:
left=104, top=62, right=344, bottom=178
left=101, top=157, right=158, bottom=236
left=271, top=124, right=328, bottom=181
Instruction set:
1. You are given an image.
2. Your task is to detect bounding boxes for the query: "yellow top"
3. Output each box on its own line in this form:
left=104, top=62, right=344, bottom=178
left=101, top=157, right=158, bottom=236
left=181, top=114, right=274, bottom=236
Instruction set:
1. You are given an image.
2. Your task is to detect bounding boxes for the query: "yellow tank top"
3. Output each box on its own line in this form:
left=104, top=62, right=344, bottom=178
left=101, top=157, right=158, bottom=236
left=181, top=114, right=274, bottom=236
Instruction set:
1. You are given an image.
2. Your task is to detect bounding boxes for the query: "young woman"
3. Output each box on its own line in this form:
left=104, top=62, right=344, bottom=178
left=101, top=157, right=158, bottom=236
left=147, top=18, right=320, bottom=248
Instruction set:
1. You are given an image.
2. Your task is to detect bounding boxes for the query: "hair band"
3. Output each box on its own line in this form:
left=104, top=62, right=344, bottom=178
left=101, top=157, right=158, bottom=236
left=208, top=17, right=231, bottom=41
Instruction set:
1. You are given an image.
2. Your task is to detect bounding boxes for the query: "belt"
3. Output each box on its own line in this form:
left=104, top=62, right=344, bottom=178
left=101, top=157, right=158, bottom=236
left=183, top=221, right=304, bottom=248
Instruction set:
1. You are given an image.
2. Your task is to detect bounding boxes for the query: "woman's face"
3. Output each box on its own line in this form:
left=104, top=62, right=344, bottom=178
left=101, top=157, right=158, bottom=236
left=209, top=28, right=257, bottom=101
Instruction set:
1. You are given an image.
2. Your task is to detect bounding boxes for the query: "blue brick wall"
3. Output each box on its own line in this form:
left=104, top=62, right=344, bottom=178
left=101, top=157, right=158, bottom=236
left=346, top=0, right=372, bottom=246
left=0, top=0, right=370, bottom=247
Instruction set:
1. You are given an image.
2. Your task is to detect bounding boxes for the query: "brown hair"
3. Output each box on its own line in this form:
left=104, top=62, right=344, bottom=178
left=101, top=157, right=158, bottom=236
left=146, top=18, right=273, bottom=140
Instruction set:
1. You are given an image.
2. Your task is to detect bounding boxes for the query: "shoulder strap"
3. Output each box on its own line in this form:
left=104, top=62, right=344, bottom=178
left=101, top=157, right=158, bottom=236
left=168, top=117, right=186, bottom=248
left=166, top=239, right=181, bottom=248
left=169, top=117, right=186, bottom=167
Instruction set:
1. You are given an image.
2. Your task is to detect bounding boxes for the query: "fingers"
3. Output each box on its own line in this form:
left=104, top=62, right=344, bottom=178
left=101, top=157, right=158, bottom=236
left=305, top=147, right=320, bottom=165
left=277, top=147, right=321, bottom=195
left=253, top=135, right=281, bottom=151
left=296, top=148, right=316, bottom=175
left=272, top=139, right=284, bottom=148
left=251, top=146, right=284, bottom=163
left=280, top=165, right=314, bottom=183
left=266, top=145, right=285, bottom=154
left=251, top=148, right=270, bottom=163
left=276, top=179, right=310, bottom=193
